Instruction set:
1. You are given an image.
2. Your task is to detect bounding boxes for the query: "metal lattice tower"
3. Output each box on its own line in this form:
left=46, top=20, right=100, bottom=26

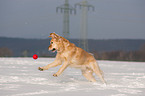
left=56, top=0, right=76, bottom=39
left=75, top=0, right=94, bottom=51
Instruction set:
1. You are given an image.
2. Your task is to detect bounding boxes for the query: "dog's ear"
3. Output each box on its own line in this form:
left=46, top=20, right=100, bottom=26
left=58, top=37, right=63, bottom=42
left=49, top=32, right=57, bottom=38
left=59, top=37, right=70, bottom=46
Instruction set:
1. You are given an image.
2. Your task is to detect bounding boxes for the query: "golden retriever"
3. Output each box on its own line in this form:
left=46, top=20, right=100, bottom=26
left=38, top=32, right=106, bottom=83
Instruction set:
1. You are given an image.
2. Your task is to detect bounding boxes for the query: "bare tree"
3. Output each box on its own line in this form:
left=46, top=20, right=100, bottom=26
left=0, top=47, right=13, bottom=57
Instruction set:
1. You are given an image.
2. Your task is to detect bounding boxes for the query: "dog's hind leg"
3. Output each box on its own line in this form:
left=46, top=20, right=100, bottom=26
left=90, top=62, right=106, bottom=84
left=82, top=69, right=96, bottom=82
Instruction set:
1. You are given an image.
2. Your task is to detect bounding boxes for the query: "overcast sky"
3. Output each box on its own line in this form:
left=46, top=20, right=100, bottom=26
left=0, top=0, right=145, bottom=39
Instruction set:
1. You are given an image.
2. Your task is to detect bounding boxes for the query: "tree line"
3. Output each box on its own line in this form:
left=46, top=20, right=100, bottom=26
left=93, top=44, right=145, bottom=61
left=0, top=44, right=145, bottom=61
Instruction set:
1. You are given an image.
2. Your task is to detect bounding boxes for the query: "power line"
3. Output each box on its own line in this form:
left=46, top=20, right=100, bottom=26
left=56, top=0, right=76, bottom=39
left=75, top=0, right=94, bottom=51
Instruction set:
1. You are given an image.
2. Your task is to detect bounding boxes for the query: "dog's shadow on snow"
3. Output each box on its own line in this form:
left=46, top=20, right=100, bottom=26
left=48, top=74, right=87, bottom=84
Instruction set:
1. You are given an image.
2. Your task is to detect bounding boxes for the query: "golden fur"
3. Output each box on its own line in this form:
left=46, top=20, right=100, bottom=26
left=38, top=32, right=106, bottom=83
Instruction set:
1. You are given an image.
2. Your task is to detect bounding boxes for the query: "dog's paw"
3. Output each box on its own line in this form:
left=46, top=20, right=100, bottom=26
left=38, top=67, right=44, bottom=71
left=53, top=73, right=58, bottom=77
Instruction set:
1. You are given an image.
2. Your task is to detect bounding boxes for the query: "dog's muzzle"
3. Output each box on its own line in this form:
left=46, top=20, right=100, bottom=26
left=51, top=48, right=56, bottom=52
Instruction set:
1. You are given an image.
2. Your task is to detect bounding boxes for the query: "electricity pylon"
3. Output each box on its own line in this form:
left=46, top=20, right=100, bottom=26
left=56, top=0, right=76, bottom=39
left=75, top=0, right=94, bottom=51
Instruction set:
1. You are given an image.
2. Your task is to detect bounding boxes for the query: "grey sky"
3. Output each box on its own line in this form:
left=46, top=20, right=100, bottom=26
left=0, top=0, right=145, bottom=39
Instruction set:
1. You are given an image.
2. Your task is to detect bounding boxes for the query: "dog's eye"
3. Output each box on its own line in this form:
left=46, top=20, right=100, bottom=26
left=51, top=42, right=53, bottom=44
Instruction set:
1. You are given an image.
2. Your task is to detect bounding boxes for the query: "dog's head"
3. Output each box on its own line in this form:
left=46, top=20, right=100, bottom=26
left=48, top=32, right=65, bottom=52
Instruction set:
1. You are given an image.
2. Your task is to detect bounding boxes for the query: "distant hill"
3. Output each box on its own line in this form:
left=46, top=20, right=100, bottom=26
left=0, top=37, right=145, bottom=56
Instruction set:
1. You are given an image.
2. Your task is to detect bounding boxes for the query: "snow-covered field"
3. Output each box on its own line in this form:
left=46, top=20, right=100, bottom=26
left=0, top=57, right=145, bottom=96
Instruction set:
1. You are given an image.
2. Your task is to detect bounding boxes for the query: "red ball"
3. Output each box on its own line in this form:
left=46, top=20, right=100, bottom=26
left=33, top=54, right=38, bottom=59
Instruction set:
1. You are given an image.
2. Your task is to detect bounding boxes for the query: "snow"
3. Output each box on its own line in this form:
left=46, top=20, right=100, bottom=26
left=0, top=57, right=145, bottom=96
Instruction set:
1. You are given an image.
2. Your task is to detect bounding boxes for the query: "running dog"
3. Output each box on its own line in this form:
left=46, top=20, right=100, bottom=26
left=38, top=32, right=106, bottom=83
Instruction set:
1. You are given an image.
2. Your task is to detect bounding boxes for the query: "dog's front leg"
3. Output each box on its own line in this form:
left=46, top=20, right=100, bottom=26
left=38, top=60, right=62, bottom=71
left=53, top=61, right=69, bottom=77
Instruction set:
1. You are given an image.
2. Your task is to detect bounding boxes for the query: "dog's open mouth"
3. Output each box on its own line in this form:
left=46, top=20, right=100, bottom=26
left=51, top=48, right=56, bottom=52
